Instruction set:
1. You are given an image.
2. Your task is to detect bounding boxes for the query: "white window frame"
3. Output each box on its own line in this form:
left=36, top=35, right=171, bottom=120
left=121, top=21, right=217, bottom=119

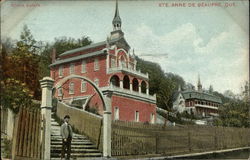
left=58, top=87, right=62, bottom=96
left=59, top=65, right=63, bottom=77
left=94, top=78, right=99, bottom=87
left=69, top=82, right=74, bottom=94
left=81, top=60, right=86, bottom=73
left=150, top=113, right=155, bottom=124
left=94, top=58, right=99, bottom=71
left=135, top=111, right=139, bottom=122
left=81, top=80, right=87, bottom=93
left=114, top=107, right=119, bottom=120
left=70, top=63, right=74, bottom=74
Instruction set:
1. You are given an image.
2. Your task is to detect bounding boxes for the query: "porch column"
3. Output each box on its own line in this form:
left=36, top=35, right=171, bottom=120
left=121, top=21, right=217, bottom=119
left=40, top=77, right=54, bottom=160
left=120, top=80, right=123, bottom=88
left=146, top=87, right=149, bottom=95
left=130, top=83, right=133, bottom=91
left=139, top=85, right=142, bottom=93
left=103, top=92, right=112, bottom=157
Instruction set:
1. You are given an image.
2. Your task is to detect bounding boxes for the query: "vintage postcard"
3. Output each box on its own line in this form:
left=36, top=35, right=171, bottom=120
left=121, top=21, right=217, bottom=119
left=1, top=0, right=249, bottom=159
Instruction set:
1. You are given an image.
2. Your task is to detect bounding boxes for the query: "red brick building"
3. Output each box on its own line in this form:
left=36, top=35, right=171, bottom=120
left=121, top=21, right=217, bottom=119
left=50, top=1, right=157, bottom=123
left=173, top=76, right=222, bottom=117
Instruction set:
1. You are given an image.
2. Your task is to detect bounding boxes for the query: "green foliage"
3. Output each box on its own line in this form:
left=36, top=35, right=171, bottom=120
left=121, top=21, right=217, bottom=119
left=0, top=78, right=34, bottom=113
left=216, top=100, right=249, bottom=127
left=3, top=25, right=43, bottom=100
left=135, top=56, right=185, bottom=110
left=3, top=138, right=12, bottom=158
left=14, top=25, right=37, bottom=54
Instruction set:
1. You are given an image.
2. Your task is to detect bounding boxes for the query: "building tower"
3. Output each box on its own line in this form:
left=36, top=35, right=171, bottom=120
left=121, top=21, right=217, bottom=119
left=197, top=74, right=202, bottom=92
left=112, top=0, right=122, bottom=31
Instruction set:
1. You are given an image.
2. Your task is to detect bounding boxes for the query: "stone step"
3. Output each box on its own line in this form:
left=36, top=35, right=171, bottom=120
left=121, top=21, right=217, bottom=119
left=51, top=158, right=107, bottom=160
left=51, top=148, right=100, bottom=153
left=51, top=135, right=88, bottom=138
left=51, top=141, right=93, bottom=145
left=51, top=152, right=102, bottom=158
left=51, top=144, right=97, bottom=149
left=51, top=139, right=89, bottom=142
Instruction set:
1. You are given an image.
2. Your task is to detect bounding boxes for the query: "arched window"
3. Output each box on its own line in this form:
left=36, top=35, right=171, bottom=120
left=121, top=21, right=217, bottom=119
left=110, top=75, right=120, bottom=87
left=141, top=81, right=147, bottom=93
left=123, top=75, right=130, bottom=89
left=69, top=82, right=74, bottom=94
left=132, top=78, right=139, bottom=92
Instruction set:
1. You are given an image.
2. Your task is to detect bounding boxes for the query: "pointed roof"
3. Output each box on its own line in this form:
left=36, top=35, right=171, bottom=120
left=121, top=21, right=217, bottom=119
left=112, top=0, right=122, bottom=26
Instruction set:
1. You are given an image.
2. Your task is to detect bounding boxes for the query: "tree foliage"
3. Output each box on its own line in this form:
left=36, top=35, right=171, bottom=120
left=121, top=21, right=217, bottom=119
left=135, top=56, right=185, bottom=110
left=1, top=25, right=42, bottom=112
left=214, top=100, right=249, bottom=127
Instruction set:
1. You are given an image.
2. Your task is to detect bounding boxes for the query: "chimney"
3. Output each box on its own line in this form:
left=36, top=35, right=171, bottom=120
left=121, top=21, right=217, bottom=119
left=51, top=48, right=56, bottom=63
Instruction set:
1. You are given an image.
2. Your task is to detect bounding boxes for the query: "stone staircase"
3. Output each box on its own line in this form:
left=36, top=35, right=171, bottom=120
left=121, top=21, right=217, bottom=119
left=50, top=116, right=102, bottom=159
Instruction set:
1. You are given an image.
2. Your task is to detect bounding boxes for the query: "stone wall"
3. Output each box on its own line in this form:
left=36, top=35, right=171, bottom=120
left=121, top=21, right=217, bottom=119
left=56, top=102, right=103, bottom=151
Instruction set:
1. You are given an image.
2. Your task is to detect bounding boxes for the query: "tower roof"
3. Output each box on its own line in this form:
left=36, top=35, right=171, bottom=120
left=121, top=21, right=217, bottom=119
left=112, top=0, right=122, bottom=30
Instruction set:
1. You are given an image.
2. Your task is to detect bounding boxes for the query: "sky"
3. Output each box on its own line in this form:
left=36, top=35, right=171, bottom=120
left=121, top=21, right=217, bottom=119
left=1, top=0, right=249, bottom=94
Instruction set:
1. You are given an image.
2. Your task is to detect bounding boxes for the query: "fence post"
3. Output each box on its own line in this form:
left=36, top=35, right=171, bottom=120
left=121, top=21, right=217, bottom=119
left=155, top=133, right=159, bottom=154
left=214, top=127, right=217, bottom=150
left=188, top=130, right=191, bottom=152
left=103, top=92, right=112, bottom=157
left=40, top=77, right=54, bottom=160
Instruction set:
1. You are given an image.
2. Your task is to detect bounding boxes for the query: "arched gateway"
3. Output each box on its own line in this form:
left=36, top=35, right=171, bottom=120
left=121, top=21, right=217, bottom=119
left=40, top=75, right=112, bottom=159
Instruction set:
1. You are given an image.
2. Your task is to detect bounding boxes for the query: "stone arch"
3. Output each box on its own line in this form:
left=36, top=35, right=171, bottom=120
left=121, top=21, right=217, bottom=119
left=110, top=75, right=120, bottom=87
left=141, top=81, right=147, bottom=93
left=123, top=75, right=130, bottom=90
left=116, top=48, right=129, bottom=61
left=132, top=78, right=139, bottom=92
left=54, top=74, right=106, bottom=110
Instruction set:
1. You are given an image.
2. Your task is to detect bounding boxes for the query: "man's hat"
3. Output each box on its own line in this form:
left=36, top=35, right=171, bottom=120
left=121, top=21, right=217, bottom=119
left=64, top=115, right=70, bottom=119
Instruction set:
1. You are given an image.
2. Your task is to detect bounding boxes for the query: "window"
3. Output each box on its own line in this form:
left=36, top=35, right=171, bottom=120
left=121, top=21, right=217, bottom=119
left=70, top=63, right=74, bottom=74
left=69, top=82, right=74, bottom=94
left=81, top=80, right=87, bottom=92
left=111, top=58, right=116, bottom=68
left=114, top=107, right=119, bottom=120
left=59, top=65, right=63, bottom=77
left=58, top=87, right=62, bottom=96
left=94, top=78, right=99, bottom=87
left=94, top=58, right=99, bottom=71
left=121, top=60, right=126, bottom=68
left=81, top=60, right=86, bottom=73
left=135, top=111, right=139, bottom=122
left=150, top=113, right=155, bottom=124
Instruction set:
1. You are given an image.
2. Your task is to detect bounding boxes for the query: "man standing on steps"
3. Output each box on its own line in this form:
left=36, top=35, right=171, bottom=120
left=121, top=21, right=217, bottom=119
left=61, top=115, right=73, bottom=160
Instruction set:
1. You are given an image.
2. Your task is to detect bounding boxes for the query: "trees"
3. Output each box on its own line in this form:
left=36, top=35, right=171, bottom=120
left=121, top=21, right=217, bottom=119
left=214, top=100, right=249, bottom=127
left=135, top=56, right=185, bottom=110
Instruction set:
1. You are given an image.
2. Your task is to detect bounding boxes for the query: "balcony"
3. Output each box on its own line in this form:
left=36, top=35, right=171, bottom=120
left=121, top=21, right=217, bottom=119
left=194, top=104, right=218, bottom=110
left=107, top=66, right=149, bottom=79
left=100, top=85, right=156, bottom=104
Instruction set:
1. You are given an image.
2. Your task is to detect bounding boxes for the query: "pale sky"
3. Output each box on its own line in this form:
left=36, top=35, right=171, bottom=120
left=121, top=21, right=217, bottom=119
left=1, top=0, right=249, bottom=94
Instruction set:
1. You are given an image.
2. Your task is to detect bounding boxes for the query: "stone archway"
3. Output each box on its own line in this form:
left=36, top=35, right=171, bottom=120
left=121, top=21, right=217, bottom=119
left=54, top=74, right=106, bottom=110
left=40, top=75, right=112, bottom=158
